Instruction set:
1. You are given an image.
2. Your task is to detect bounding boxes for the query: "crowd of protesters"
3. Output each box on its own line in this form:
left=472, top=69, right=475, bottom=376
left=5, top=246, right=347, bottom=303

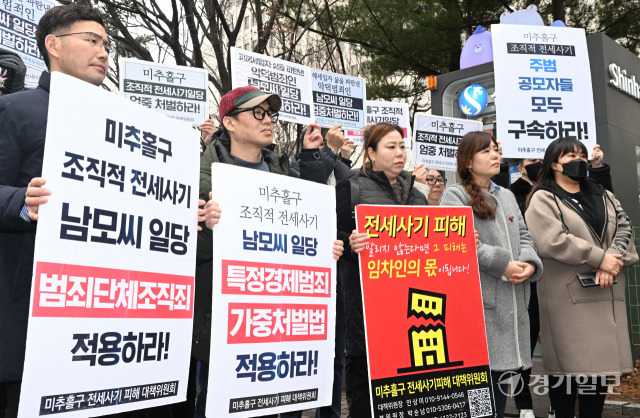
left=1, top=4, right=639, bottom=418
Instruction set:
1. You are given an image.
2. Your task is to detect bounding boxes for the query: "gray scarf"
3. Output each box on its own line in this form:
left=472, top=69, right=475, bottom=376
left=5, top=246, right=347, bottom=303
left=390, top=171, right=412, bottom=204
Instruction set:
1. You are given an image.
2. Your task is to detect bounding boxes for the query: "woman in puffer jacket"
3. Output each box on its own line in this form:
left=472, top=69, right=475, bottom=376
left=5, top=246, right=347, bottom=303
left=336, top=123, right=427, bottom=418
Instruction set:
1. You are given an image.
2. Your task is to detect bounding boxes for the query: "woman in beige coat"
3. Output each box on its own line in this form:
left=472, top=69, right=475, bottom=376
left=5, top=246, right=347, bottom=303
left=525, top=137, right=638, bottom=418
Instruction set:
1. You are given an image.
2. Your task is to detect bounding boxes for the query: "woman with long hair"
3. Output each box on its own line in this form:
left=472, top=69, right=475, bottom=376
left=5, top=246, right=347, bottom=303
left=525, top=137, right=638, bottom=418
left=336, top=123, right=427, bottom=418
left=440, top=131, right=543, bottom=418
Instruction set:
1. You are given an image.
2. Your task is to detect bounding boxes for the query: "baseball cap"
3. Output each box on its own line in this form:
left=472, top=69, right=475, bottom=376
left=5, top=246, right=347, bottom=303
left=219, top=86, right=282, bottom=121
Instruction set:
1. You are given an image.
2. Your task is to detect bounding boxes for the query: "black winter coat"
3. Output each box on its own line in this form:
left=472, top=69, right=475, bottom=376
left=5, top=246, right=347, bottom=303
left=335, top=168, right=427, bottom=358
left=0, top=72, right=49, bottom=382
left=289, top=146, right=357, bottom=185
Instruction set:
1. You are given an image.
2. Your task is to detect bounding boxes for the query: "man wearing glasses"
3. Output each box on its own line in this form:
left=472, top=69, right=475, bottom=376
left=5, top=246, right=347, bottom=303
left=412, top=164, right=448, bottom=205
left=193, top=86, right=343, bottom=417
left=0, top=5, right=109, bottom=416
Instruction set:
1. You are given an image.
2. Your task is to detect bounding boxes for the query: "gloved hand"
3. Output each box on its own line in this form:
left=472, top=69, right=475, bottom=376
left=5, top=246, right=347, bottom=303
left=0, top=48, right=27, bottom=94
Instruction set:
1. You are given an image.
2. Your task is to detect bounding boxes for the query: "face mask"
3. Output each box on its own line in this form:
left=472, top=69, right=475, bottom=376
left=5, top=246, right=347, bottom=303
left=560, top=158, right=588, bottom=181
left=524, top=162, right=542, bottom=182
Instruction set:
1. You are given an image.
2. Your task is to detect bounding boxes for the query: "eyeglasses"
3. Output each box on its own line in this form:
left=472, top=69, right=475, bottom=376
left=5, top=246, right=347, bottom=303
left=425, top=178, right=447, bottom=185
left=55, top=32, right=114, bottom=56
left=229, top=106, right=279, bottom=123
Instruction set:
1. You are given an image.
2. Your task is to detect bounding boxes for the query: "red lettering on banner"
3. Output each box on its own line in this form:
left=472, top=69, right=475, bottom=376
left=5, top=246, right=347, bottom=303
left=32, top=262, right=193, bottom=318
left=227, top=303, right=328, bottom=343
left=221, top=260, right=331, bottom=297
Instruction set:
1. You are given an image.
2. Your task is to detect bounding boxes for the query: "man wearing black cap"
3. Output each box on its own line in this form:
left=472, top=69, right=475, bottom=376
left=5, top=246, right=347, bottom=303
left=192, top=86, right=344, bottom=417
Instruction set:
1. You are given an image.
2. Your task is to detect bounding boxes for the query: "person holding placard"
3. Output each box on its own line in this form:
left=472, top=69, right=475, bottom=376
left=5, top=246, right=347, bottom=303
left=525, top=137, right=637, bottom=418
left=283, top=124, right=357, bottom=418
left=336, top=123, right=428, bottom=418
left=0, top=5, right=111, bottom=416
left=324, top=124, right=356, bottom=169
left=289, top=123, right=356, bottom=188
left=439, top=132, right=543, bottom=418
left=195, top=86, right=344, bottom=418
left=412, top=164, right=447, bottom=206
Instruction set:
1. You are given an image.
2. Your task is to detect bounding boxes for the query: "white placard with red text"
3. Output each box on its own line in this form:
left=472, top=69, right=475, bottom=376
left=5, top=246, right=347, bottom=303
left=231, top=47, right=314, bottom=125
left=207, top=164, right=336, bottom=417
left=18, top=73, right=200, bottom=417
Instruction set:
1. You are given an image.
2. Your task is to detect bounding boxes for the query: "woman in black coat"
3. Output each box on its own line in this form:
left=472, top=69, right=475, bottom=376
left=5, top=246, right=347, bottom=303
left=335, top=123, right=427, bottom=418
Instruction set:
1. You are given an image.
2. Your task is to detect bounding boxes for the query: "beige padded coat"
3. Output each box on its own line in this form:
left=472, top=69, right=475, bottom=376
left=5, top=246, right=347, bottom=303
left=525, top=181, right=638, bottom=376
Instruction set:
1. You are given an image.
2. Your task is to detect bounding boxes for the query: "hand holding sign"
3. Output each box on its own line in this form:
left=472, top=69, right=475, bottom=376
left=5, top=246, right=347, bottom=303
left=340, top=139, right=355, bottom=159
left=303, top=121, right=323, bottom=149
left=205, top=192, right=222, bottom=230
left=326, top=124, right=346, bottom=153
left=25, top=177, right=50, bottom=221
left=332, top=240, right=344, bottom=260
left=349, top=230, right=370, bottom=254
left=591, top=144, right=603, bottom=168
left=412, top=163, right=429, bottom=184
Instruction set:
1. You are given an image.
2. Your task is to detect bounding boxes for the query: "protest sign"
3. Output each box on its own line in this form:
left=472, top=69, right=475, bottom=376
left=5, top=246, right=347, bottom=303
left=355, top=205, right=494, bottom=418
left=120, top=58, right=209, bottom=127
left=0, top=0, right=56, bottom=87
left=18, top=72, right=200, bottom=417
left=492, top=24, right=597, bottom=158
left=413, top=114, right=482, bottom=171
left=207, top=164, right=336, bottom=417
left=367, top=101, right=412, bottom=147
left=311, top=69, right=366, bottom=129
left=345, top=128, right=364, bottom=146
left=230, top=47, right=314, bottom=125
left=344, top=101, right=411, bottom=147
left=24, top=64, right=42, bottom=88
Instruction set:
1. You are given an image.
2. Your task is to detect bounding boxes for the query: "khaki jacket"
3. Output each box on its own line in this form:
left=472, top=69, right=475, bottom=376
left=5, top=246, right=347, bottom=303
left=525, top=181, right=638, bottom=376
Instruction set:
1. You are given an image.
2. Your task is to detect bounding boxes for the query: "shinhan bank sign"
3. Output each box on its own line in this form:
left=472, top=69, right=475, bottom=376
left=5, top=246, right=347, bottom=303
left=609, top=63, right=640, bottom=102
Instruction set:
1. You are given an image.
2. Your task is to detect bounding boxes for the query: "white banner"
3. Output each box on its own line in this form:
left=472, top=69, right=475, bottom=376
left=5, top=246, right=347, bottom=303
left=311, top=69, right=366, bottom=129
left=344, top=101, right=411, bottom=147
left=207, top=164, right=336, bottom=417
left=0, top=0, right=57, bottom=87
left=119, top=58, right=209, bottom=127
left=412, top=114, right=482, bottom=171
left=18, top=72, right=200, bottom=417
left=492, top=24, right=597, bottom=158
left=367, top=101, right=411, bottom=147
left=230, top=47, right=314, bottom=125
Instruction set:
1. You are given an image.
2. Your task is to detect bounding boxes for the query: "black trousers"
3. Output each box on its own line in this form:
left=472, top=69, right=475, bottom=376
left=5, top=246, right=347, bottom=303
left=548, top=375, right=607, bottom=418
left=0, top=382, right=20, bottom=418
left=345, top=355, right=371, bottom=418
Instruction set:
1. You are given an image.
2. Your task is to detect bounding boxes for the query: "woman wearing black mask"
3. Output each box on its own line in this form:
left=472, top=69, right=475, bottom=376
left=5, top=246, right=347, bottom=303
left=525, top=137, right=638, bottom=418
left=511, top=145, right=612, bottom=214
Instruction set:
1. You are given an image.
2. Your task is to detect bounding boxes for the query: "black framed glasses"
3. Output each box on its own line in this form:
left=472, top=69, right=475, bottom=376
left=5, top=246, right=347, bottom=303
left=55, top=31, right=114, bottom=56
left=425, top=178, right=447, bottom=185
left=229, top=106, right=279, bottom=123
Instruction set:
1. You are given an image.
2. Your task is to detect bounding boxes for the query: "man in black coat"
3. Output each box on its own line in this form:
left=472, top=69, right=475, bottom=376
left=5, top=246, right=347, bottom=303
left=0, top=5, right=109, bottom=416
